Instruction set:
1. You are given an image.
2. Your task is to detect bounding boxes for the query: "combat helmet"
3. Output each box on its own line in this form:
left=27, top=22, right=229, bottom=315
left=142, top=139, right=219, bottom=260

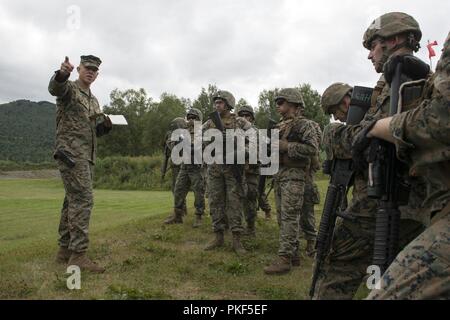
left=274, top=88, right=305, bottom=107
left=213, top=90, right=236, bottom=110
left=186, top=107, right=203, bottom=121
left=321, top=83, right=353, bottom=115
left=237, top=105, right=255, bottom=120
left=363, top=12, right=422, bottom=52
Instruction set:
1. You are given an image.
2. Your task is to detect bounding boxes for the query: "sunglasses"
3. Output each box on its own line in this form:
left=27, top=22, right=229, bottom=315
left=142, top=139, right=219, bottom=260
left=276, top=99, right=286, bottom=106
left=187, top=115, right=198, bottom=120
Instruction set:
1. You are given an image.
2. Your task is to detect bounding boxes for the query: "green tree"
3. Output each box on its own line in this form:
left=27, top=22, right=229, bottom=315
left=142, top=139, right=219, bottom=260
left=298, top=83, right=329, bottom=130
left=143, top=92, right=188, bottom=154
left=254, top=89, right=280, bottom=128
left=236, top=98, right=249, bottom=111
left=98, top=88, right=153, bottom=157
left=192, top=84, right=218, bottom=120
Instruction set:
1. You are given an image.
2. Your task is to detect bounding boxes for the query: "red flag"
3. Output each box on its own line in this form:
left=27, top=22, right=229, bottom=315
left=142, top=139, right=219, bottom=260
left=427, top=40, right=438, bottom=58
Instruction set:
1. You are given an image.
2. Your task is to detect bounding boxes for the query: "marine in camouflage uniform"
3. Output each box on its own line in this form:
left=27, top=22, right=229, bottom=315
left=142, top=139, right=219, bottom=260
left=312, top=13, right=429, bottom=299
left=203, top=90, right=253, bottom=255
left=299, top=120, right=322, bottom=257
left=49, top=55, right=110, bottom=273
left=361, top=31, right=450, bottom=300
left=163, top=117, right=187, bottom=217
left=237, top=105, right=260, bottom=237
left=264, top=88, right=320, bottom=275
left=164, top=108, right=205, bottom=227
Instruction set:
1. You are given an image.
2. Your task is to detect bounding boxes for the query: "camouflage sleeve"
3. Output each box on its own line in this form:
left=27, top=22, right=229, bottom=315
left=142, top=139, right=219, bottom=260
left=48, top=71, right=73, bottom=99
left=236, top=116, right=253, bottom=130
left=202, top=119, right=213, bottom=132
left=322, top=122, right=366, bottom=159
left=389, top=32, right=450, bottom=165
left=287, top=119, right=319, bottom=159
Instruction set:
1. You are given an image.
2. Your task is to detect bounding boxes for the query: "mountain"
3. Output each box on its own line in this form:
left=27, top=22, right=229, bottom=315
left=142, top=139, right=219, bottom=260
left=0, top=100, right=56, bottom=162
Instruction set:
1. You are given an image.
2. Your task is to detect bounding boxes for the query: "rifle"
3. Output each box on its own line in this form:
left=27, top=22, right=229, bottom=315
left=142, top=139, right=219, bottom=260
left=258, top=118, right=277, bottom=208
left=208, top=111, right=245, bottom=194
left=309, top=86, right=373, bottom=298
left=368, top=56, right=430, bottom=273
left=161, top=142, right=170, bottom=184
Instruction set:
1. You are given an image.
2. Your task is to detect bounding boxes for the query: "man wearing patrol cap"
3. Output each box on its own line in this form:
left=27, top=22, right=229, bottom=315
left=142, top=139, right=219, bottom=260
left=263, top=88, right=320, bottom=275
left=49, top=55, right=111, bottom=273
left=203, top=90, right=253, bottom=255
left=164, top=108, right=206, bottom=227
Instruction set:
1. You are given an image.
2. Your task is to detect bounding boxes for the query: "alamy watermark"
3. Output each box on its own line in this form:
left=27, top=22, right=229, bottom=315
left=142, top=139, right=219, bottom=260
left=366, top=265, right=382, bottom=290
left=66, top=5, right=81, bottom=31
left=169, top=123, right=280, bottom=175
left=66, top=265, right=81, bottom=290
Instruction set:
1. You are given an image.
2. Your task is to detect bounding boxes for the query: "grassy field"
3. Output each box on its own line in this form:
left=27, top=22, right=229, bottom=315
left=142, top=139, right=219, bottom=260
left=0, top=177, right=366, bottom=300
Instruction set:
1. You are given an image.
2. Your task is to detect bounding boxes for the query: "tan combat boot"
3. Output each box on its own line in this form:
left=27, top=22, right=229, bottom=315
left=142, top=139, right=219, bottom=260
left=192, top=214, right=202, bottom=228
left=204, top=231, right=225, bottom=250
left=264, top=210, right=272, bottom=220
left=232, top=232, right=247, bottom=255
left=263, top=256, right=292, bottom=275
left=55, top=246, right=72, bottom=264
left=306, top=240, right=316, bottom=258
left=164, top=208, right=184, bottom=224
left=68, top=252, right=105, bottom=273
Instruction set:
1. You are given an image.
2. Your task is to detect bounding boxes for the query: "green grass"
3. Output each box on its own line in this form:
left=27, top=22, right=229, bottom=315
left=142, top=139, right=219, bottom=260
left=0, top=177, right=367, bottom=300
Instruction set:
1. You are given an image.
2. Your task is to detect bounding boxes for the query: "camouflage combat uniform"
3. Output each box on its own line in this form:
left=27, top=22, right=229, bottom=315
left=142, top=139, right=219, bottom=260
left=172, top=115, right=205, bottom=223
left=49, top=59, right=103, bottom=254
left=243, top=163, right=260, bottom=231
left=271, top=90, right=320, bottom=263
left=203, top=113, right=252, bottom=234
left=237, top=105, right=262, bottom=234
left=203, top=90, right=253, bottom=254
left=313, top=77, right=428, bottom=299
left=163, top=123, right=187, bottom=215
left=367, top=31, right=450, bottom=300
left=312, top=12, right=429, bottom=299
left=299, top=121, right=322, bottom=247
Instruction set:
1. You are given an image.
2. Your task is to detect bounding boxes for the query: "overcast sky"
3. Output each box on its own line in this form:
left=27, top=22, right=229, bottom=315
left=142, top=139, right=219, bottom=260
left=0, top=0, right=448, bottom=108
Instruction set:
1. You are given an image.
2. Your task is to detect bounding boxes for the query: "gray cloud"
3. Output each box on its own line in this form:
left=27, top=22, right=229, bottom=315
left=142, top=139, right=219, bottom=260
left=0, top=0, right=448, bottom=108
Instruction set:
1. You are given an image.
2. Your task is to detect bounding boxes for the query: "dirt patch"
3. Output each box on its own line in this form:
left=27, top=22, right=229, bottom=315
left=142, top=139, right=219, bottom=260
left=0, top=170, right=60, bottom=180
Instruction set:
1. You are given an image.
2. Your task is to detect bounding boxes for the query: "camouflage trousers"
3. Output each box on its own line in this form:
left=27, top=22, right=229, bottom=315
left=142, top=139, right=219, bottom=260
left=243, top=171, right=258, bottom=223
left=299, top=181, right=320, bottom=241
left=274, top=168, right=306, bottom=257
left=312, top=217, right=425, bottom=300
left=207, top=164, right=244, bottom=233
left=367, top=208, right=450, bottom=300
left=57, top=159, right=94, bottom=253
left=174, top=164, right=205, bottom=215
left=171, top=165, right=186, bottom=212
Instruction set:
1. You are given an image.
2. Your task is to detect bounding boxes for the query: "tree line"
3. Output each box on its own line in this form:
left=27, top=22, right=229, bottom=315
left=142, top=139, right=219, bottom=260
left=0, top=84, right=329, bottom=163
left=98, top=83, right=329, bottom=158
